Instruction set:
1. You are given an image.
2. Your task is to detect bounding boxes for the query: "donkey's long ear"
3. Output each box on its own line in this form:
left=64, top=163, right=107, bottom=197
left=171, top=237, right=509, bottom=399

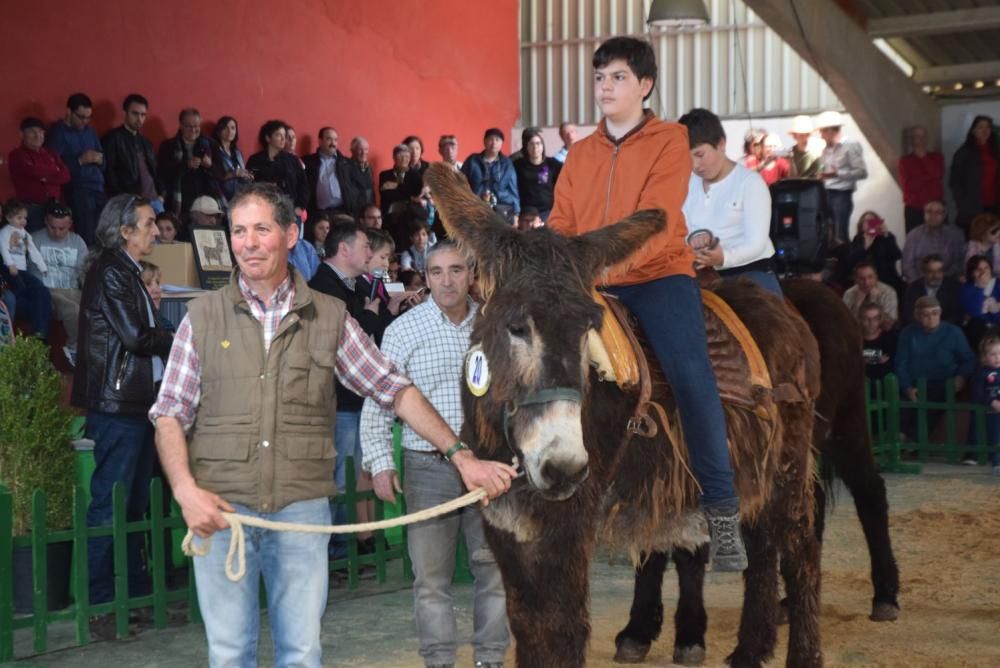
left=424, top=163, right=519, bottom=257
left=567, top=208, right=666, bottom=281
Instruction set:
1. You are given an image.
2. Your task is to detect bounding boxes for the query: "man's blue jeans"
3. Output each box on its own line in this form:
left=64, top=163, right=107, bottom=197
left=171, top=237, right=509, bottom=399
left=826, top=188, right=854, bottom=244
left=69, top=186, right=107, bottom=247
left=606, top=275, right=739, bottom=510
left=3, top=268, right=52, bottom=339
left=330, top=410, right=362, bottom=558
left=85, top=411, right=156, bottom=603
left=191, top=497, right=331, bottom=668
left=403, top=451, right=509, bottom=666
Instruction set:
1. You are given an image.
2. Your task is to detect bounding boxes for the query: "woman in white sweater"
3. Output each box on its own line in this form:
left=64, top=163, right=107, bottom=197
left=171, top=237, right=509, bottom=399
left=679, top=108, right=781, bottom=296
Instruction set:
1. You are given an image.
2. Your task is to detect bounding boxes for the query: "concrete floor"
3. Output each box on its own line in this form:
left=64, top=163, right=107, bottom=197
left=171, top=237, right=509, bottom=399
left=11, top=463, right=1000, bottom=667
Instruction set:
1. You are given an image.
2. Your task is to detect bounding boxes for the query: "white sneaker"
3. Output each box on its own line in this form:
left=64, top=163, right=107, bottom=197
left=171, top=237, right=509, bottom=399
left=62, top=346, right=76, bottom=368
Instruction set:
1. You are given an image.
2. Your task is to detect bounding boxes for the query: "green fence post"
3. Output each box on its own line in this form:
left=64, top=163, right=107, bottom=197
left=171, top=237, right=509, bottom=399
left=373, top=496, right=387, bottom=583
left=345, top=459, right=359, bottom=589
left=974, top=405, right=988, bottom=465
left=31, top=489, right=49, bottom=654
left=0, top=488, right=14, bottom=662
left=916, top=378, right=929, bottom=461
left=149, top=478, right=168, bottom=630
left=72, top=485, right=89, bottom=646
left=111, top=483, right=129, bottom=639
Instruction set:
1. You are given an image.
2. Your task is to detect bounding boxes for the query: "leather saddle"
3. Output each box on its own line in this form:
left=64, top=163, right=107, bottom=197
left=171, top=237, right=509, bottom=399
left=587, top=289, right=796, bottom=438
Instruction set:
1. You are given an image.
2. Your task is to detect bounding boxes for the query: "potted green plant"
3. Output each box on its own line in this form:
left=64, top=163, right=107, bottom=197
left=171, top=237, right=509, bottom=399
left=0, top=337, right=75, bottom=611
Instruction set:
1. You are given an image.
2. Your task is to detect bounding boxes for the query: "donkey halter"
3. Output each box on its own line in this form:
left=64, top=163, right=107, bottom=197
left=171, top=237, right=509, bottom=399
left=501, top=387, right=583, bottom=458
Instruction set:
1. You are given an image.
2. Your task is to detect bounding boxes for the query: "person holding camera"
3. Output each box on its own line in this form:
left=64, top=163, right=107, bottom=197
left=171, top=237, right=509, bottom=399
left=158, top=108, right=216, bottom=222
left=848, top=210, right=903, bottom=296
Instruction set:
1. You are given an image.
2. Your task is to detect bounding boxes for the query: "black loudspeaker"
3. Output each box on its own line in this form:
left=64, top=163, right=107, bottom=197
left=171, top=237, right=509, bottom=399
left=769, top=178, right=830, bottom=274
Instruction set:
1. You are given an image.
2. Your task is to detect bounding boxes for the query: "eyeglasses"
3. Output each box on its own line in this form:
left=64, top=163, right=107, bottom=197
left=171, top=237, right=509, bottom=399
left=73, top=111, right=92, bottom=122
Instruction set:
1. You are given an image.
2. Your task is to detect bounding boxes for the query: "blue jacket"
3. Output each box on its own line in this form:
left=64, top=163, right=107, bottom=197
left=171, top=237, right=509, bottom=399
left=894, top=321, right=976, bottom=390
left=959, top=280, right=1000, bottom=325
left=461, top=152, right=520, bottom=212
left=46, top=120, right=104, bottom=192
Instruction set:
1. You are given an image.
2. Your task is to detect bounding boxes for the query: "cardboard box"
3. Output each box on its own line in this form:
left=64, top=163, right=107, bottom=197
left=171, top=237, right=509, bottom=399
left=147, top=242, right=199, bottom=288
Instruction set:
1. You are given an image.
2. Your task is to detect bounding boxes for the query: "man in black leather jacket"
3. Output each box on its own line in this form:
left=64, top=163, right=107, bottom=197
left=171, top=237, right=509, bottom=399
left=101, top=94, right=165, bottom=209
left=71, top=193, right=173, bottom=639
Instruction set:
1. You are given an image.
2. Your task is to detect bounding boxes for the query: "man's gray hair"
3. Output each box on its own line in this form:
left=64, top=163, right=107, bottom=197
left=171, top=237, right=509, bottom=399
left=350, top=136, right=368, bottom=151
left=426, top=239, right=474, bottom=268
left=83, top=194, right=149, bottom=272
left=228, top=182, right=296, bottom=230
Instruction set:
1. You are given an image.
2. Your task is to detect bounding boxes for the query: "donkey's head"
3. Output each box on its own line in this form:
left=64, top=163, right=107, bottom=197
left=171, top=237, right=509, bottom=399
left=426, top=163, right=665, bottom=501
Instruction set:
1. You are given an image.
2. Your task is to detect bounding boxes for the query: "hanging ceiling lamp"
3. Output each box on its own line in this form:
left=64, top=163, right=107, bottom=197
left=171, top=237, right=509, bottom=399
left=646, top=0, right=710, bottom=28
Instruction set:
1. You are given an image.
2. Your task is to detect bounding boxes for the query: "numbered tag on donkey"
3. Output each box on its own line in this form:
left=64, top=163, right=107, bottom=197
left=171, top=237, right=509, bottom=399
left=465, top=344, right=491, bottom=397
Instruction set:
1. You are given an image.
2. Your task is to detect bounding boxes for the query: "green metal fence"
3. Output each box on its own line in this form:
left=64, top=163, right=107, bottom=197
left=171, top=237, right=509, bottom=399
left=866, top=374, right=998, bottom=474
left=0, top=456, right=409, bottom=662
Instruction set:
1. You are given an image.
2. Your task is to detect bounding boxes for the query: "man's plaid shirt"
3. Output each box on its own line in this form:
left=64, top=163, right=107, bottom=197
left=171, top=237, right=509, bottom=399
left=360, top=296, right=475, bottom=476
left=149, top=273, right=410, bottom=430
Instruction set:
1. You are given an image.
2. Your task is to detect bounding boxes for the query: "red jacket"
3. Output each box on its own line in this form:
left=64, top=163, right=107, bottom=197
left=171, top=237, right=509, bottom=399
left=548, top=113, right=694, bottom=286
left=898, top=151, right=944, bottom=209
left=7, top=145, right=70, bottom=203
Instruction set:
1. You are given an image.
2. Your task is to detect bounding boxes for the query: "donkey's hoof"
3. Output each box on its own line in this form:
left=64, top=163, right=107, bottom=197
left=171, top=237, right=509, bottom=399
left=673, top=644, right=706, bottom=665
left=870, top=602, right=899, bottom=621
left=613, top=637, right=651, bottom=663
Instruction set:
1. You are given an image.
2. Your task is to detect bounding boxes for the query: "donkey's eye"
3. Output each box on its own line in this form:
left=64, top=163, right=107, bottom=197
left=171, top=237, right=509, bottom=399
left=507, top=323, right=530, bottom=339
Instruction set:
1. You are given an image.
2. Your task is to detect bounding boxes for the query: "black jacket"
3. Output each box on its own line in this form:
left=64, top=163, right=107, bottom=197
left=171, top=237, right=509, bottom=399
left=158, top=134, right=216, bottom=217
left=308, top=263, right=394, bottom=411
left=950, top=141, right=1000, bottom=228
left=72, top=248, right=175, bottom=415
left=102, top=126, right=163, bottom=197
left=246, top=150, right=309, bottom=209
left=901, top=276, right=962, bottom=326
left=302, top=151, right=367, bottom=218
left=346, top=160, right=375, bottom=211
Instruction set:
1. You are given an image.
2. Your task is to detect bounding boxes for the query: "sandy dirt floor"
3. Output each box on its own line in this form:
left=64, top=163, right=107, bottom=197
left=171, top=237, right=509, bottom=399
left=14, top=465, right=1000, bottom=667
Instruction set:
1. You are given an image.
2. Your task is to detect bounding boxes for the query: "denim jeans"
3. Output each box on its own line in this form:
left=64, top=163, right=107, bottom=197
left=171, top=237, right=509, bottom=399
left=85, top=411, right=157, bottom=603
left=4, top=268, right=52, bottom=339
left=403, top=450, right=509, bottom=666
left=986, top=414, right=1000, bottom=467
left=607, top=275, right=739, bottom=510
left=330, top=410, right=362, bottom=558
left=826, top=188, right=854, bottom=244
left=721, top=268, right=783, bottom=296
left=191, top=497, right=331, bottom=668
left=68, top=186, right=107, bottom=247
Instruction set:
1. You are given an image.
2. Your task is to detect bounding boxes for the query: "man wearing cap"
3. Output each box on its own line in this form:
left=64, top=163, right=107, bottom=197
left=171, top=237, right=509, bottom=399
left=46, top=93, right=106, bottom=245
left=895, top=295, right=975, bottom=408
left=461, top=128, right=520, bottom=223
left=816, top=110, right=868, bottom=242
left=788, top=115, right=822, bottom=179
left=31, top=201, right=88, bottom=364
left=189, top=196, right=225, bottom=227
left=438, top=135, right=461, bottom=171
left=7, top=117, right=71, bottom=232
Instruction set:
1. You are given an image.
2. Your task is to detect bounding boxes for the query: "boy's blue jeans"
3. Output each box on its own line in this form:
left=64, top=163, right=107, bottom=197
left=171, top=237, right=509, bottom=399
left=606, top=274, right=739, bottom=509
left=986, top=414, right=1000, bottom=466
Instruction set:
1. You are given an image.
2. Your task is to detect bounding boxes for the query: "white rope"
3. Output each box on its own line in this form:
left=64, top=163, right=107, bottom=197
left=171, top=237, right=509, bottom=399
left=181, top=488, right=487, bottom=581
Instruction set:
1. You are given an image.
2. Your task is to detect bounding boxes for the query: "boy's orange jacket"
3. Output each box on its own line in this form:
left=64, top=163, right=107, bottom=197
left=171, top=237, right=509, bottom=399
left=548, top=113, right=695, bottom=286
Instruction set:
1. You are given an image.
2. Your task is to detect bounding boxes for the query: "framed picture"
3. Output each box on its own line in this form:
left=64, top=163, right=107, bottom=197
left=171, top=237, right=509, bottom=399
left=190, top=226, right=234, bottom=290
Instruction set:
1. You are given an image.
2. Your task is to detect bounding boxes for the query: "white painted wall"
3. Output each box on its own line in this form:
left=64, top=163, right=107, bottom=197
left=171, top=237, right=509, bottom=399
left=516, top=113, right=904, bottom=239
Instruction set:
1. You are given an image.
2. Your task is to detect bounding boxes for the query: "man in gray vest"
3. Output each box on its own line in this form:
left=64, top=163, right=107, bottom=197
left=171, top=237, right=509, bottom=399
left=149, top=182, right=516, bottom=667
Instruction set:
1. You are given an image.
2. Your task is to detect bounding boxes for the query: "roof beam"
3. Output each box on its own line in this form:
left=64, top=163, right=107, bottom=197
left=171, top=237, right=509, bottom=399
left=744, top=0, right=940, bottom=186
left=868, top=7, right=1000, bottom=38
left=913, top=60, right=1000, bottom=85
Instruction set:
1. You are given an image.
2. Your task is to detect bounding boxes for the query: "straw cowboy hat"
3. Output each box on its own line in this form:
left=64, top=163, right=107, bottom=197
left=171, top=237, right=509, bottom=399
left=815, top=110, right=846, bottom=130
left=788, top=115, right=814, bottom=135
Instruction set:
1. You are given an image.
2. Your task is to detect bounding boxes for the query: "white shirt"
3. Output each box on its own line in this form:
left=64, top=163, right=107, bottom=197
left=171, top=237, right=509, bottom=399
left=316, top=153, right=343, bottom=210
left=682, top=163, right=774, bottom=270
left=0, top=225, right=47, bottom=274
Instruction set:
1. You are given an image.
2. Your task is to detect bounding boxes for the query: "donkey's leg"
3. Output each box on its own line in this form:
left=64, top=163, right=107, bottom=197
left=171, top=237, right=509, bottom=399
left=778, top=479, right=825, bottom=626
left=725, top=517, right=779, bottom=668
left=828, top=407, right=900, bottom=620
left=485, top=523, right=594, bottom=668
left=671, top=545, right=709, bottom=666
left=778, top=511, right=823, bottom=668
left=614, top=551, right=669, bottom=664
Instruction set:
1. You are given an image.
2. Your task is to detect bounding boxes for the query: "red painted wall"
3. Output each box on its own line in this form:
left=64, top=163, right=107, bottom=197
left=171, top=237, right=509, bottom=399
left=0, top=0, right=520, bottom=200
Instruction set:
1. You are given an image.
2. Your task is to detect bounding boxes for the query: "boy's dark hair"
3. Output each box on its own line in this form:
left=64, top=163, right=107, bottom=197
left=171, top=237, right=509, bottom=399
left=678, top=108, right=726, bottom=149
left=408, top=218, right=430, bottom=239
left=155, top=211, right=179, bottom=225
left=325, top=220, right=365, bottom=258
left=592, top=37, right=657, bottom=101
left=122, top=93, right=149, bottom=111
left=519, top=206, right=541, bottom=220
left=67, top=93, right=92, bottom=111
left=366, top=228, right=395, bottom=253
left=484, top=128, right=505, bottom=143
left=921, top=253, right=944, bottom=269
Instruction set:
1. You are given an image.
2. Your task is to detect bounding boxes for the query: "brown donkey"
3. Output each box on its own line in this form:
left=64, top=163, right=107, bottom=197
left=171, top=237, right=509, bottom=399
left=424, top=163, right=824, bottom=667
